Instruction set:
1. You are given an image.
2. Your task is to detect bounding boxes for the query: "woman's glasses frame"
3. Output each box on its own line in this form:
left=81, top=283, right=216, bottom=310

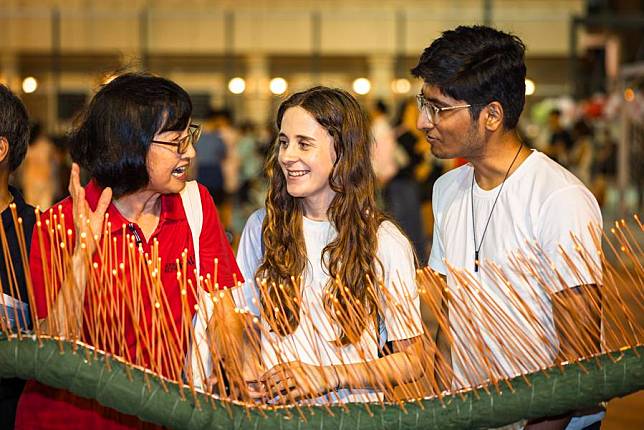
left=151, top=123, right=202, bottom=154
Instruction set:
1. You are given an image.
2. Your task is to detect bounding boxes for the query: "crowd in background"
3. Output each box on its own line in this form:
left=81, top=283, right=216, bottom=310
left=10, top=94, right=631, bottom=261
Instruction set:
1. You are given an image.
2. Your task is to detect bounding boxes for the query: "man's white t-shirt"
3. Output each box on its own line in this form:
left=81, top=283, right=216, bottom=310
left=429, top=150, right=602, bottom=389
left=233, top=209, right=423, bottom=403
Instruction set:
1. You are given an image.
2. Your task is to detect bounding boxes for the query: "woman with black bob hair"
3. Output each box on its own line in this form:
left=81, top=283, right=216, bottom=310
left=16, top=73, right=243, bottom=429
left=71, top=72, right=196, bottom=197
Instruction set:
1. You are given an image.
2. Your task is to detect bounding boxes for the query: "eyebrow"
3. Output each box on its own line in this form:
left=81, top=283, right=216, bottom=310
left=426, top=97, right=449, bottom=106
left=419, top=91, right=450, bottom=107
left=158, top=129, right=185, bottom=141
left=278, top=132, right=316, bottom=142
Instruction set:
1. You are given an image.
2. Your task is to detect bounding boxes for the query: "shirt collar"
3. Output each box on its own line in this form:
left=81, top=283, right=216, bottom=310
left=8, top=186, right=27, bottom=209
left=1, top=186, right=32, bottom=222
left=85, top=180, right=186, bottom=233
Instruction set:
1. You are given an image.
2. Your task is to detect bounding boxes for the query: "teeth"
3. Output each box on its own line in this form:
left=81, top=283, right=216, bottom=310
left=288, top=170, right=309, bottom=177
left=172, top=166, right=187, bottom=177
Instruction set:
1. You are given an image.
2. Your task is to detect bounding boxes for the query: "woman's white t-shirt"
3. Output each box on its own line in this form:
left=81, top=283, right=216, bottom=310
left=233, top=209, right=422, bottom=403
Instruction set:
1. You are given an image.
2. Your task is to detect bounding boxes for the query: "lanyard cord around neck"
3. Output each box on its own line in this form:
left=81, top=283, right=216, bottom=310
left=471, top=143, right=523, bottom=272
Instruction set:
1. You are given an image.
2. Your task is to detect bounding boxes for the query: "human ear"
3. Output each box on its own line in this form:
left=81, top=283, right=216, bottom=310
left=483, top=102, right=504, bottom=132
left=0, top=137, right=9, bottom=165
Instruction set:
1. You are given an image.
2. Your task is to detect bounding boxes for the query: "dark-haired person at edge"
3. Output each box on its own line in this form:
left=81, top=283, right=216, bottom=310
left=414, top=27, right=603, bottom=430
left=0, top=85, right=36, bottom=430
left=15, top=73, right=243, bottom=429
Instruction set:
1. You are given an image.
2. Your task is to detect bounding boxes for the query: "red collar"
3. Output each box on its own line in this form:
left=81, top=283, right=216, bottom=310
left=84, top=180, right=186, bottom=233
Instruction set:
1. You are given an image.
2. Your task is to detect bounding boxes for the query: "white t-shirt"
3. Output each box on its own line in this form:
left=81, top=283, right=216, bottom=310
left=233, top=209, right=422, bottom=403
left=429, top=150, right=602, bottom=388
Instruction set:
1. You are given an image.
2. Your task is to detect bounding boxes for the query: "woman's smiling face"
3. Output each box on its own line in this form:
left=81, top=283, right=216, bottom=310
left=277, top=106, right=337, bottom=209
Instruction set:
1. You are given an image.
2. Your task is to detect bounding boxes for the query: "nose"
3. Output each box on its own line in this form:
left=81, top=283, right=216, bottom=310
left=183, top=141, right=197, bottom=160
left=279, top=143, right=299, bottom=165
left=417, top=110, right=434, bottom=131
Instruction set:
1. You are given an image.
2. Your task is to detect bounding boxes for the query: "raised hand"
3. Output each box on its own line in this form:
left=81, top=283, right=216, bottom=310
left=68, top=163, right=112, bottom=254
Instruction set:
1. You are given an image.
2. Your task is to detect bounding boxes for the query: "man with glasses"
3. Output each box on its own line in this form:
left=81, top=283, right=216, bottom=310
left=414, top=26, right=603, bottom=430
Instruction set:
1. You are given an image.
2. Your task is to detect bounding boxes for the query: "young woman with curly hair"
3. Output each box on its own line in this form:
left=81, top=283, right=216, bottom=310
left=233, top=86, right=425, bottom=403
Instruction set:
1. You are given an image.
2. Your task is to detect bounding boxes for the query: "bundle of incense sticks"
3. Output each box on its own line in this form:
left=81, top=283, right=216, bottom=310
left=0, top=204, right=642, bottom=424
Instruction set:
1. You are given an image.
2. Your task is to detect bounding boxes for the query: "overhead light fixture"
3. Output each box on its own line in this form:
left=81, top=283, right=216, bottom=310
left=352, top=78, right=371, bottom=95
left=269, top=77, right=288, bottom=95
left=22, top=77, right=38, bottom=94
left=391, top=78, right=411, bottom=94
left=525, top=78, right=535, bottom=96
left=228, top=77, right=246, bottom=95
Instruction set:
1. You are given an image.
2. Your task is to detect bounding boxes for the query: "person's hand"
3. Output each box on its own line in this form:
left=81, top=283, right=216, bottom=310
left=205, top=371, right=266, bottom=401
left=260, top=361, right=340, bottom=402
left=69, top=163, right=112, bottom=255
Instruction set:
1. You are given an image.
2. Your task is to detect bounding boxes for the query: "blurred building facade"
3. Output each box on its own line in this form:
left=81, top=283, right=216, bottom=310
left=0, top=0, right=642, bottom=219
left=1, top=0, right=590, bottom=130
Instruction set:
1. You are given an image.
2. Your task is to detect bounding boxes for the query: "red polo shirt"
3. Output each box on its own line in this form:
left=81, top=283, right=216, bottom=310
left=16, top=180, right=243, bottom=429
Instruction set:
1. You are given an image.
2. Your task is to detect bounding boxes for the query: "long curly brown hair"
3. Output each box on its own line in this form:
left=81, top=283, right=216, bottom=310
left=257, top=86, right=388, bottom=345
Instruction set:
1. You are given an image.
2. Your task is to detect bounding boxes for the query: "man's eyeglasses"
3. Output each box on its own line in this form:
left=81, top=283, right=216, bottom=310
left=151, top=123, right=202, bottom=154
left=416, top=93, right=474, bottom=125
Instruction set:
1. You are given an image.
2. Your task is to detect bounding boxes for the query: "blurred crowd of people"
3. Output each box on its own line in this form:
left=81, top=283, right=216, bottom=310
left=10, top=93, right=629, bottom=260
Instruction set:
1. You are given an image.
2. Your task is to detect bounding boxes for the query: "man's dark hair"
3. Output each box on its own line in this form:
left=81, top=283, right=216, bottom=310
left=0, top=84, right=29, bottom=172
left=411, top=25, right=526, bottom=129
left=69, top=73, right=192, bottom=197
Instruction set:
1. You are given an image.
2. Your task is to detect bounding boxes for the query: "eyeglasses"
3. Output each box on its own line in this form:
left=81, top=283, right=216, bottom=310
left=151, top=123, right=202, bottom=154
left=416, top=93, right=473, bottom=125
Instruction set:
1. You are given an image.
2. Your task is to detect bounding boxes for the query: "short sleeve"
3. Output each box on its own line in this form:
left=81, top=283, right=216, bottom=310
left=198, top=184, right=244, bottom=289
left=537, top=185, right=602, bottom=290
left=377, top=222, right=423, bottom=342
left=231, top=209, right=265, bottom=316
left=428, top=183, right=447, bottom=275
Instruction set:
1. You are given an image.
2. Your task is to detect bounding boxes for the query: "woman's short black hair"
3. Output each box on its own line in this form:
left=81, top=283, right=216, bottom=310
left=411, top=25, right=526, bottom=130
left=0, top=84, right=29, bottom=172
left=69, top=73, right=192, bottom=197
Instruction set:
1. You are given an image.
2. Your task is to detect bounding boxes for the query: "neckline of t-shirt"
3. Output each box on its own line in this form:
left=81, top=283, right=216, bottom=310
left=471, top=149, right=539, bottom=198
left=303, top=215, right=332, bottom=228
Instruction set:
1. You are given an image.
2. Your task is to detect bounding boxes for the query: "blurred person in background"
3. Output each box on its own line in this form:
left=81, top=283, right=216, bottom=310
left=591, top=127, right=617, bottom=208
left=52, top=134, right=73, bottom=203
left=0, top=84, right=36, bottom=430
left=384, top=97, right=427, bottom=261
left=569, top=119, right=594, bottom=187
left=20, top=122, right=57, bottom=210
left=257, top=121, right=277, bottom=161
left=548, top=109, right=574, bottom=167
left=214, top=108, right=240, bottom=232
left=196, top=108, right=227, bottom=206
left=369, top=99, right=398, bottom=187
left=234, top=121, right=265, bottom=231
